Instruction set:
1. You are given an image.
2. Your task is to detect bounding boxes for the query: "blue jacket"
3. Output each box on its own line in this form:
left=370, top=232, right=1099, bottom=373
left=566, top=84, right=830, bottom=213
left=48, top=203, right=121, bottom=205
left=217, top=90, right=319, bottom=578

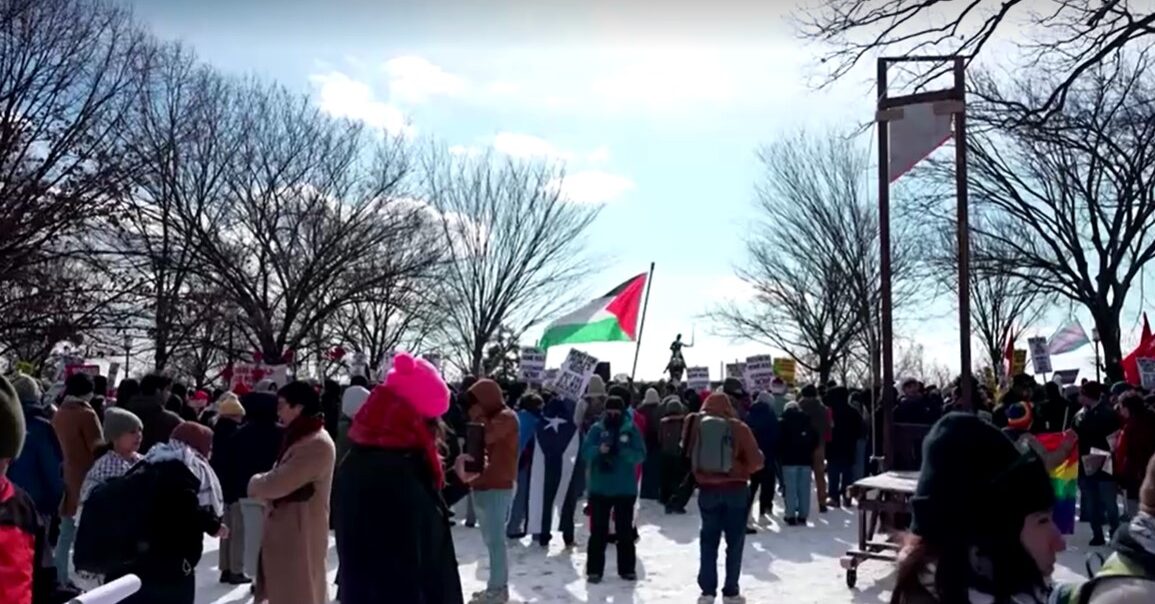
left=746, top=400, right=780, bottom=462
left=582, top=413, right=646, bottom=498
left=7, top=404, right=64, bottom=515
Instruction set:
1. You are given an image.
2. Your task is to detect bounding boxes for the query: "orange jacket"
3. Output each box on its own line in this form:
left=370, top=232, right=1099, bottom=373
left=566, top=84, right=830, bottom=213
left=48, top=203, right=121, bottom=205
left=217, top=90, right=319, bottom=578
left=683, top=393, right=764, bottom=487
left=467, top=380, right=519, bottom=491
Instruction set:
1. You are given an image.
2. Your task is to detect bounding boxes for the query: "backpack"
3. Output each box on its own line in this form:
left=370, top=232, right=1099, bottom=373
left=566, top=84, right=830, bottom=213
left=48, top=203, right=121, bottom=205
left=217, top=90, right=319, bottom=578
left=659, top=417, right=685, bottom=456
left=72, top=461, right=160, bottom=575
left=1051, top=552, right=1155, bottom=604
left=692, top=415, right=734, bottom=474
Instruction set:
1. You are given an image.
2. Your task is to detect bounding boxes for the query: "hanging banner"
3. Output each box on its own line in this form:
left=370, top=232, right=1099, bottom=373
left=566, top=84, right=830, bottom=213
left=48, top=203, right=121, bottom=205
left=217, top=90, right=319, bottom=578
left=745, top=355, right=776, bottom=391
left=231, top=363, right=257, bottom=389
left=686, top=366, right=710, bottom=392
left=1137, top=358, right=1155, bottom=390
left=64, top=365, right=101, bottom=378
left=888, top=101, right=953, bottom=182
left=1011, top=350, right=1028, bottom=375
left=518, top=347, right=547, bottom=383
left=1028, top=337, right=1053, bottom=374
left=548, top=349, right=599, bottom=401
left=773, top=357, right=797, bottom=385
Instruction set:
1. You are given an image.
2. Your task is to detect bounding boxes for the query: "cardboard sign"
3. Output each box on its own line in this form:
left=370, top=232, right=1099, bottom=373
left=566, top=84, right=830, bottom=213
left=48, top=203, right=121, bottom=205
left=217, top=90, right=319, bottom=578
left=1028, top=336, right=1052, bottom=374
left=745, top=355, right=776, bottom=391
left=519, top=347, right=547, bottom=383
left=773, top=357, right=797, bottom=384
left=686, top=366, right=710, bottom=392
left=1011, top=350, right=1027, bottom=375
left=1138, top=358, right=1155, bottom=390
left=548, top=349, right=599, bottom=401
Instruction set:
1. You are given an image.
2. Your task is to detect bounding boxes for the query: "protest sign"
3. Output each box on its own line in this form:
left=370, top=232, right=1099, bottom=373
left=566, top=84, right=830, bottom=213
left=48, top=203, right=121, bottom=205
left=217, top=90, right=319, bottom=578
left=745, top=355, right=776, bottom=391
left=725, top=362, right=746, bottom=380
left=231, top=363, right=257, bottom=389
left=1028, top=336, right=1053, bottom=374
left=1050, top=369, right=1079, bottom=385
left=543, top=368, right=559, bottom=385
left=548, top=349, right=599, bottom=401
left=773, top=357, right=797, bottom=384
left=519, top=347, right=547, bottom=383
left=68, top=573, right=141, bottom=604
left=64, top=365, right=101, bottom=378
left=686, top=366, right=710, bottom=392
left=1138, top=358, right=1155, bottom=390
left=1011, top=350, right=1027, bottom=375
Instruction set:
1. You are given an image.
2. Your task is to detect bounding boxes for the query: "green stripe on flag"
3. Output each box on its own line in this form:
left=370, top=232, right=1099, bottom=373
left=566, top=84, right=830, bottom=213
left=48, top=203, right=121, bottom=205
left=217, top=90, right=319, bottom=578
left=539, top=316, right=631, bottom=349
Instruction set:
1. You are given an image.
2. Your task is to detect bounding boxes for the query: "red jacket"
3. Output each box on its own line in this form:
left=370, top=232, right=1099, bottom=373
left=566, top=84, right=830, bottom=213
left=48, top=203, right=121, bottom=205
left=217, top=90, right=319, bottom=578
left=0, top=477, right=45, bottom=604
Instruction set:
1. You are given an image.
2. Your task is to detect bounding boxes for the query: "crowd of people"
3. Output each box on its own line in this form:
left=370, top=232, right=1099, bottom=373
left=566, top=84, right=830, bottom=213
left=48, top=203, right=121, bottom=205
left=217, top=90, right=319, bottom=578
left=2, top=354, right=1155, bottom=604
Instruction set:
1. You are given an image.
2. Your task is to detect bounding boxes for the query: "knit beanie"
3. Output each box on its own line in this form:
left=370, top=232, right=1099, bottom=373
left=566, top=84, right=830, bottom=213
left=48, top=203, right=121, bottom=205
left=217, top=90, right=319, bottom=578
left=1004, top=401, right=1034, bottom=432
left=608, top=384, right=633, bottom=407
left=661, top=395, right=686, bottom=416
left=382, top=352, right=449, bottom=418
left=1110, top=381, right=1133, bottom=397
left=605, top=396, right=626, bottom=412
left=9, top=373, right=41, bottom=404
left=0, top=376, right=26, bottom=459
left=171, top=422, right=214, bottom=459
left=755, top=391, right=775, bottom=407
left=912, top=413, right=1054, bottom=546
left=586, top=375, right=607, bottom=399
left=218, top=397, right=245, bottom=419
left=102, top=407, right=143, bottom=443
left=769, top=377, right=787, bottom=395
left=722, top=377, right=748, bottom=400
left=642, top=388, right=661, bottom=405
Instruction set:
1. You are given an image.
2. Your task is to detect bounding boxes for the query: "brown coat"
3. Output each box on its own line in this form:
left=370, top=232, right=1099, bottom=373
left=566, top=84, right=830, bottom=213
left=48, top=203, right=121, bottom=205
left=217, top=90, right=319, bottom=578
left=467, top=379, right=519, bottom=491
left=684, top=393, right=764, bottom=487
left=249, top=428, right=335, bottom=604
left=51, top=398, right=103, bottom=517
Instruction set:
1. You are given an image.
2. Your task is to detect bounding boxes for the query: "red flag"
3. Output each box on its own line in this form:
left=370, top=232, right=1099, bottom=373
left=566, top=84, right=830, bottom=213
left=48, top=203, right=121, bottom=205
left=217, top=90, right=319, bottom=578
left=1004, top=329, right=1016, bottom=377
left=1122, top=313, right=1154, bottom=385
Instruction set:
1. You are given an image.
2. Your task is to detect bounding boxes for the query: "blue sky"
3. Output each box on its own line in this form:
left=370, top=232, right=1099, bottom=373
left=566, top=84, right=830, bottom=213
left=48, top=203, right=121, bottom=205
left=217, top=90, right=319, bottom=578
left=124, top=0, right=1114, bottom=382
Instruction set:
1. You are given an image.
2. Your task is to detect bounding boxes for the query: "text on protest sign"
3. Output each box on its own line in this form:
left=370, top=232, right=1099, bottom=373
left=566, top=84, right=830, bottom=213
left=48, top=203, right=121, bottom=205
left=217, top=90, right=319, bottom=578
left=725, top=363, right=747, bottom=380
left=1138, top=358, right=1155, bottom=390
left=549, top=349, right=599, bottom=401
left=1011, top=350, right=1027, bottom=375
left=686, top=366, right=710, bottom=392
left=773, top=358, right=797, bottom=384
left=745, top=355, right=775, bottom=391
left=1028, top=336, right=1053, bottom=374
left=519, top=347, right=547, bottom=382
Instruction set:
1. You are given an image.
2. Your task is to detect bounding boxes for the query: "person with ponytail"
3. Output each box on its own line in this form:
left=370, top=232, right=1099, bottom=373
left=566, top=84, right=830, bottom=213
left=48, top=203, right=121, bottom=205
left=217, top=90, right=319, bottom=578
left=891, top=413, right=1067, bottom=604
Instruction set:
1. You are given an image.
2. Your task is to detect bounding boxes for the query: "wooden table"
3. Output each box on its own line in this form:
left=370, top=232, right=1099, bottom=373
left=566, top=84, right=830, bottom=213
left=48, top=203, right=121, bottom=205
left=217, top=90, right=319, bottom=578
left=840, top=471, right=920, bottom=588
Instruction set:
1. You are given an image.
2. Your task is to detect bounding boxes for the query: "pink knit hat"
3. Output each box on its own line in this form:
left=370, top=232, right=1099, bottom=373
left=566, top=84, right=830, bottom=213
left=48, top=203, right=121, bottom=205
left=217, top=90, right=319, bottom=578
left=383, top=352, right=449, bottom=418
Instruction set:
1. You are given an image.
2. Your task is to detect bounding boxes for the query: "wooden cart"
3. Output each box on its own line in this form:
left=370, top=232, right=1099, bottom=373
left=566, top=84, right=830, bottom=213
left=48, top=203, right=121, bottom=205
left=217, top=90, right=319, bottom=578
left=839, top=471, right=920, bottom=588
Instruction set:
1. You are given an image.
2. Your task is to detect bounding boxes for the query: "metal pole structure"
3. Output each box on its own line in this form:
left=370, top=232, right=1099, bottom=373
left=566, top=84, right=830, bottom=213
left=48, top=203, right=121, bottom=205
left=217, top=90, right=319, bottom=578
left=876, top=58, right=896, bottom=471
left=629, top=262, right=656, bottom=381
left=123, top=335, right=131, bottom=378
left=1093, top=328, right=1102, bottom=382
left=953, top=57, right=973, bottom=410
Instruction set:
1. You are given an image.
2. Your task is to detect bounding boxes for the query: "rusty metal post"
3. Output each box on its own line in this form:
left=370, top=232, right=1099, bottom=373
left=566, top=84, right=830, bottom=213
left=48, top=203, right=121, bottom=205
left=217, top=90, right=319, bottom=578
left=877, top=58, right=895, bottom=471
left=953, top=58, right=973, bottom=410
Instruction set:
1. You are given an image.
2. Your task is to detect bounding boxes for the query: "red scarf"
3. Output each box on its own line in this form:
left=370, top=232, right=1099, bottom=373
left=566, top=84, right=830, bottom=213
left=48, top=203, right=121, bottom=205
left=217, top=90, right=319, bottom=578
left=348, top=387, right=444, bottom=488
left=279, top=414, right=325, bottom=461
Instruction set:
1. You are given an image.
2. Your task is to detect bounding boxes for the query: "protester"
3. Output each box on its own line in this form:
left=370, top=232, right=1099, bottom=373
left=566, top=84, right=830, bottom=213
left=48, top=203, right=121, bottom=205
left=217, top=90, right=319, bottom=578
left=890, top=413, right=1064, bottom=604
left=767, top=378, right=789, bottom=416
left=210, top=394, right=251, bottom=584
left=1115, top=392, right=1155, bottom=519
left=115, top=378, right=139, bottom=408
left=249, top=381, right=335, bottom=604
left=637, top=387, right=664, bottom=501
left=745, top=391, right=779, bottom=526
left=6, top=372, right=64, bottom=520
left=1074, top=381, right=1122, bottom=546
left=466, top=378, right=519, bottom=604
left=336, top=351, right=473, bottom=604
left=51, top=372, right=103, bottom=586
left=232, top=391, right=283, bottom=580
left=826, top=386, right=863, bottom=508
left=685, top=392, right=765, bottom=604
left=1077, top=453, right=1155, bottom=603
left=507, top=391, right=543, bottom=539
left=583, top=395, right=646, bottom=583
left=796, top=384, right=831, bottom=513
left=778, top=401, right=819, bottom=526
left=658, top=394, right=690, bottom=510
left=122, top=373, right=182, bottom=454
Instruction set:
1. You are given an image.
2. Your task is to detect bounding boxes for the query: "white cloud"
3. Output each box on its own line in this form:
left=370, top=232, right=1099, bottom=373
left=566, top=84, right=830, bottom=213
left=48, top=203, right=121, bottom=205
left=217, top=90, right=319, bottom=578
left=383, top=56, right=467, bottom=104
left=448, top=145, right=483, bottom=157
left=309, top=71, right=412, bottom=136
left=587, top=146, right=611, bottom=163
left=548, top=170, right=635, bottom=204
left=492, top=132, right=573, bottom=160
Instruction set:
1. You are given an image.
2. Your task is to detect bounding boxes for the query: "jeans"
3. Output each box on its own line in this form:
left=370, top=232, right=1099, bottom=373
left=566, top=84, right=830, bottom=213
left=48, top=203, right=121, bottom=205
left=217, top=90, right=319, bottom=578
left=587, top=495, right=637, bottom=577
left=218, top=502, right=246, bottom=575
left=827, top=461, right=854, bottom=503
left=475, top=488, right=513, bottom=590
left=747, top=466, right=776, bottom=516
left=697, top=486, right=748, bottom=598
left=506, top=464, right=532, bottom=537
left=239, top=498, right=265, bottom=578
left=782, top=465, right=812, bottom=519
left=1080, top=475, right=1120, bottom=541
left=54, top=515, right=76, bottom=583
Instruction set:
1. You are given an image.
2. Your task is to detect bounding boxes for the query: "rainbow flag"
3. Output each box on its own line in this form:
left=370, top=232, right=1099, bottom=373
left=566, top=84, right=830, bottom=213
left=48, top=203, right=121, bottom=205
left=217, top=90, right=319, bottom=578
left=1037, top=432, right=1078, bottom=534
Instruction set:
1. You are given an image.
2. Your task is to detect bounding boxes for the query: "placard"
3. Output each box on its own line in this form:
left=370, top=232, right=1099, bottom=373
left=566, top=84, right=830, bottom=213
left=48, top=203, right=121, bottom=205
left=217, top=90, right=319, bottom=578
left=231, top=363, right=257, bottom=389
left=773, top=357, right=797, bottom=384
left=548, top=349, right=599, bottom=401
left=1028, top=336, right=1053, bottom=374
left=1050, top=369, right=1079, bottom=385
left=686, top=366, right=710, bottom=392
left=725, top=363, right=746, bottom=380
left=519, top=347, right=547, bottom=382
left=745, top=355, right=776, bottom=391
left=1138, top=358, right=1155, bottom=390
left=1011, top=349, right=1027, bottom=375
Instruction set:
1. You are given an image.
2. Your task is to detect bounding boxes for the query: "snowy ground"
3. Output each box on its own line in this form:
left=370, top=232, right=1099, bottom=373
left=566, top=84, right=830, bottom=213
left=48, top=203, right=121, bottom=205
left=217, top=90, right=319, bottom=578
left=193, top=497, right=1099, bottom=604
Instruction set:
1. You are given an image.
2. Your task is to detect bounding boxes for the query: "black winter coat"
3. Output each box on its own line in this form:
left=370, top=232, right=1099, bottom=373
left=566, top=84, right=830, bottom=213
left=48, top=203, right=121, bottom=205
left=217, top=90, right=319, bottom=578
left=210, top=418, right=243, bottom=504
left=778, top=406, right=819, bottom=467
left=230, top=393, right=283, bottom=492
left=335, top=445, right=464, bottom=604
left=827, top=400, right=864, bottom=465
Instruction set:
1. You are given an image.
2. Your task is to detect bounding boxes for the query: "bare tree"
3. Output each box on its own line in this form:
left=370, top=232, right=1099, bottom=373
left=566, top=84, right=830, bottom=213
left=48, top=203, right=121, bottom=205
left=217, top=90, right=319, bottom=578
left=421, top=149, right=601, bottom=375
left=797, top=0, right=1155, bottom=122
left=934, top=60, right=1155, bottom=381
left=711, top=131, right=917, bottom=383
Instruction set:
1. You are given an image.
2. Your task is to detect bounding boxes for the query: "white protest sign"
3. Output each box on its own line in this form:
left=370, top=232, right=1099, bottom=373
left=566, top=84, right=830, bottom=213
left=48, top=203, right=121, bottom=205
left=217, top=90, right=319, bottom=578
left=725, top=363, right=746, bottom=380
left=548, top=349, right=599, bottom=401
left=543, top=368, right=560, bottom=384
left=1028, top=336, right=1052, bottom=374
left=1138, top=358, right=1155, bottom=390
left=519, top=347, right=547, bottom=383
left=231, top=363, right=256, bottom=389
left=686, top=366, right=710, bottom=392
left=745, top=355, right=776, bottom=391
left=69, top=574, right=141, bottom=603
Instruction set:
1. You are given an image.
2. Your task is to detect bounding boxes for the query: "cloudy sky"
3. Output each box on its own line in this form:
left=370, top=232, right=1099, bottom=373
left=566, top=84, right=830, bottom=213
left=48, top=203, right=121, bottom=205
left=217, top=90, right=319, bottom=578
left=124, top=0, right=1112, bottom=382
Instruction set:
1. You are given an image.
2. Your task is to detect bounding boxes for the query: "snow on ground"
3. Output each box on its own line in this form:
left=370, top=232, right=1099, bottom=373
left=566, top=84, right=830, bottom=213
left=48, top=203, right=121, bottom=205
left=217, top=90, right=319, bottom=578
left=194, top=498, right=1099, bottom=604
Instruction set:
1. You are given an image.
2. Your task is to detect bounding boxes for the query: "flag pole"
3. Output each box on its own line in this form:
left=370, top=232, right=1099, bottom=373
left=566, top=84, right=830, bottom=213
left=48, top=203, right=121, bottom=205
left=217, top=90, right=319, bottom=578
left=630, top=262, right=656, bottom=381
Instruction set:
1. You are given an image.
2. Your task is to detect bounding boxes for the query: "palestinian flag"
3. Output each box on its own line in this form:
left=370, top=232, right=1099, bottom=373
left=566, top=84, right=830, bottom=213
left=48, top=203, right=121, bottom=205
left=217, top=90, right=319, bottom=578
left=539, top=273, right=647, bottom=349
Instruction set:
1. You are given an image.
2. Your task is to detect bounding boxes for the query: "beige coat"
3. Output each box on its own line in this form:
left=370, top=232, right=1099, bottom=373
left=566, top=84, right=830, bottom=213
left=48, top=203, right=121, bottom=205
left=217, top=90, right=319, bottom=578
left=249, top=429, right=335, bottom=604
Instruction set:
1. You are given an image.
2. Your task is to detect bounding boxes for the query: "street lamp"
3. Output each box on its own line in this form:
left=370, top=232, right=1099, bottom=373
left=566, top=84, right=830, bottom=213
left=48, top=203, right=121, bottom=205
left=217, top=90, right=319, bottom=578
left=1092, top=328, right=1101, bottom=382
left=123, top=334, right=132, bottom=378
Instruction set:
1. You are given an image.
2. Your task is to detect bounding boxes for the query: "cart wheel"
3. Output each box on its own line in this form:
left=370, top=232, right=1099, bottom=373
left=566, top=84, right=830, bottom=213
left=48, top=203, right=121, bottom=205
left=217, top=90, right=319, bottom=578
left=846, top=569, right=858, bottom=589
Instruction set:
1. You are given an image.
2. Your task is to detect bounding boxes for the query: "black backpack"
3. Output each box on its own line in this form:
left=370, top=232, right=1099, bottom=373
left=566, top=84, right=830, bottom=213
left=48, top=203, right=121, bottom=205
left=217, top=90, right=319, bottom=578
left=72, top=460, right=161, bottom=575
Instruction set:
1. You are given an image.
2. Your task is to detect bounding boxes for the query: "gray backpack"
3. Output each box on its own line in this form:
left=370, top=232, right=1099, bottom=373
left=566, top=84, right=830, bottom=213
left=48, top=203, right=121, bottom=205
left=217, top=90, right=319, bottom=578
left=692, top=415, right=734, bottom=474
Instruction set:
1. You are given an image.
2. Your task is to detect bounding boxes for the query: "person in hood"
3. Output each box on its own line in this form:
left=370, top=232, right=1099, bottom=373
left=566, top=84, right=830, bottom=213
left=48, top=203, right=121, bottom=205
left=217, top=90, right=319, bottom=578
left=767, top=378, right=789, bottom=416
left=890, top=414, right=1064, bottom=604
left=122, top=374, right=182, bottom=454
left=336, top=352, right=475, bottom=604
left=467, top=378, right=519, bottom=604
left=825, top=386, right=863, bottom=508
left=796, top=384, right=832, bottom=513
left=1077, top=453, right=1155, bottom=603
left=657, top=395, right=690, bottom=510
left=6, top=373, right=64, bottom=521
left=232, top=392, right=283, bottom=581
left=50, top=372, right=103, bottom=586
left=684, top=392, right=764, bottom=603
left=582, top=395, right=646, bottom=583
left=745, top=392, right=780, bottom=525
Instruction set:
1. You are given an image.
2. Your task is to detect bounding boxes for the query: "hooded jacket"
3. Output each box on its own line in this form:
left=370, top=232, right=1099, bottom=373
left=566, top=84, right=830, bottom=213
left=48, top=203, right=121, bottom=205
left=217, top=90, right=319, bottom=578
left=796, top=395, right=832, bottom=443
left=467, top=380, right=519, bottom=491
left=746, top=393, right=780, bottom=460
left=778, top=402, right=820, bottom=467
left=7, top=403, right=64, bottom=515
left=684, top=393, right=764, bottom=487
left=51, top=397, right=103, bottom=517
left=826, top=387, right=864, bottom=465
left=582, top=411, right=646, bottom=497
